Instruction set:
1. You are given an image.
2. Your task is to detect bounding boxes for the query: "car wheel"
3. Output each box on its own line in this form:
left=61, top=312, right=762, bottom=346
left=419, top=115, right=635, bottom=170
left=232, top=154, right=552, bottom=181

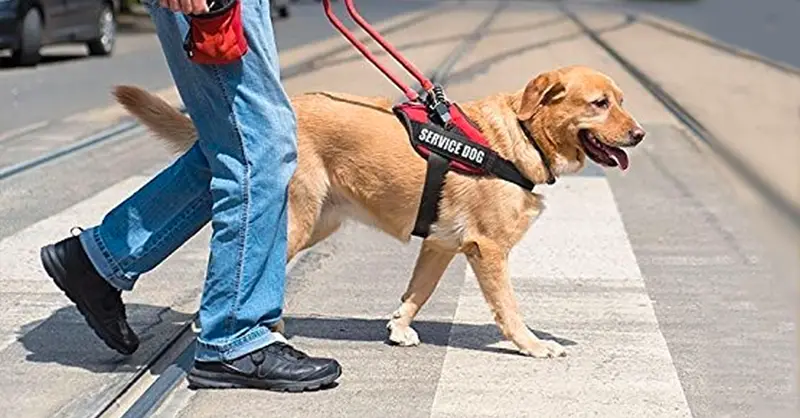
left=277, top=5, right=289, bottom=19
left=87, top=3, right=115, bottom=56
left=11, top=8, right=43, bottom=67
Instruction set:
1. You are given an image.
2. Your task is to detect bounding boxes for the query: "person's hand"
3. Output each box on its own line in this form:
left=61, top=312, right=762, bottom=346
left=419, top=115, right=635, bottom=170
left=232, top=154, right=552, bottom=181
left=160, top=0, right=209, bottom=14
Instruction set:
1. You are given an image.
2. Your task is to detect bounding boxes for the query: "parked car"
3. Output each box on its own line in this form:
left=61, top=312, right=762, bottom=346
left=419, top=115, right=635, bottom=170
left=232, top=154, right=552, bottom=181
left=0, top=0, right=119, bottom=67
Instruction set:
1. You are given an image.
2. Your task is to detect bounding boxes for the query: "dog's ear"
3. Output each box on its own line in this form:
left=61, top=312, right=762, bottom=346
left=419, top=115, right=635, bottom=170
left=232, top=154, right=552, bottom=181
left=516, top=71, right=567, bottom=120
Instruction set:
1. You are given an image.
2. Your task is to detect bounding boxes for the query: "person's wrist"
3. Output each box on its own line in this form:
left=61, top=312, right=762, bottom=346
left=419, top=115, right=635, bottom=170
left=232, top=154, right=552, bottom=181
left=159, top=0, right=209, bottom=14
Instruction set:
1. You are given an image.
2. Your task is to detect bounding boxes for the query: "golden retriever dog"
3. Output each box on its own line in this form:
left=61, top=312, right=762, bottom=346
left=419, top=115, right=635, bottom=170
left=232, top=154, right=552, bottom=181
left=114, top=65, right=645, bottom=358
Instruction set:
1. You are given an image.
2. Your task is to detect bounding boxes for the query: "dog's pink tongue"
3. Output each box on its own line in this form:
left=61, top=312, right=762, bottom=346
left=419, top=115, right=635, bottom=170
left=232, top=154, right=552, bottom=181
left=609, top=147, right=629, bottom=170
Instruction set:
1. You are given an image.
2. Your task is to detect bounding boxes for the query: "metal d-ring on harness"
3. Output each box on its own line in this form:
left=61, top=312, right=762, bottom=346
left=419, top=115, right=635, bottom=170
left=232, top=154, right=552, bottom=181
left=322, top=0, right=554, bottom=238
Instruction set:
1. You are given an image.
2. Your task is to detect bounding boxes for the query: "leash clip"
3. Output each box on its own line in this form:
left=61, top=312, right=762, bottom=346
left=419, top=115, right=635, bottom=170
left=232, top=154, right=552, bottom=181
left=424, top=84, right=452, bottom=127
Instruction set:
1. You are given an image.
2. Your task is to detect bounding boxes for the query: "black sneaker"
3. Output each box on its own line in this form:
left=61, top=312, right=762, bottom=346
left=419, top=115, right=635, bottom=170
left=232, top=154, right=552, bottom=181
left=187, top=341, right=342, bottom=392
left=40, top=233, right=140, bottom=355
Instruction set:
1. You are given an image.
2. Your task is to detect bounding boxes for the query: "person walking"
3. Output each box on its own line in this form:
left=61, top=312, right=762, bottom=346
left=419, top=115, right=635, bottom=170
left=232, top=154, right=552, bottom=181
left=39, top=0, right=342, bottom=392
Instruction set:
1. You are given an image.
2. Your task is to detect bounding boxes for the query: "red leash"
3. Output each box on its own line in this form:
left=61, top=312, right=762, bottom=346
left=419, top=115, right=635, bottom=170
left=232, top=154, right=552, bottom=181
left=322, top=0, right=433, bottom=101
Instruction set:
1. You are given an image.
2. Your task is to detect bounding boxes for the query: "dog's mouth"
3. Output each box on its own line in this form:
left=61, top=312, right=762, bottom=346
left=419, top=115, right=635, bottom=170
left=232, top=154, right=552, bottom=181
left=579, top=130, right=629, bottom=170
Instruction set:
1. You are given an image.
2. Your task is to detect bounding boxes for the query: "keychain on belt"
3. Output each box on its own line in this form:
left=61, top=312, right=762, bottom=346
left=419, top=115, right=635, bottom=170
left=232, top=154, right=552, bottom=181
left=183, top=0, right=249, bottom=65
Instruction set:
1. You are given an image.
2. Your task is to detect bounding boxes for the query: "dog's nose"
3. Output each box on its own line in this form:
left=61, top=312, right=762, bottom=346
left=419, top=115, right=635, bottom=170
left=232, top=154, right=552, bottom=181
left=629, top=127, right=646, bottom=145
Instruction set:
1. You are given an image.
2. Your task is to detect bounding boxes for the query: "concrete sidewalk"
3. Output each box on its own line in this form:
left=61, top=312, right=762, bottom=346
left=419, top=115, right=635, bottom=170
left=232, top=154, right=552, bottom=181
left=0, top=2, right=796, bottom=418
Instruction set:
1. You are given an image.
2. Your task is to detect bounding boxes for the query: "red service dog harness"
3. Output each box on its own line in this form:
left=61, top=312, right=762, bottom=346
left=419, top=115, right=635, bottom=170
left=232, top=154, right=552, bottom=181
left=321, top=0, right=555, bottom=238
left=393, top=94, right=553, bottom=237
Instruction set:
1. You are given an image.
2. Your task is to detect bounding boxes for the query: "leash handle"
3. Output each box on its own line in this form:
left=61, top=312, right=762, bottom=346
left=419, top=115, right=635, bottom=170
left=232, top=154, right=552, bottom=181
left=341, top=0, right=433, bottom=91
left=322, top=0, right=434, bottom=101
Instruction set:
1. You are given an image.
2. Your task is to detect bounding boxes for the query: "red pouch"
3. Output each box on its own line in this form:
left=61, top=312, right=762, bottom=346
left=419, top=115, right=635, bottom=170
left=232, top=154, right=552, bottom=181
left=183, top=0, right=248, bottom=65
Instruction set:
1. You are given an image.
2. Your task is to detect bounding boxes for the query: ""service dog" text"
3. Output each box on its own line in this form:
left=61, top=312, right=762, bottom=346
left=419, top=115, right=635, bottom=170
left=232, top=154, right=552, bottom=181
left=418, top=128, right=485, bottom=165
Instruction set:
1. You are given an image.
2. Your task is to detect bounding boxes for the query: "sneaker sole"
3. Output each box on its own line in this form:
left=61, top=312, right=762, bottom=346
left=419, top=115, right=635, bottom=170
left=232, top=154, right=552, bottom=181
left=40, top=244, right=138, bottom=356
left=186, top=365, right=342, bottom=392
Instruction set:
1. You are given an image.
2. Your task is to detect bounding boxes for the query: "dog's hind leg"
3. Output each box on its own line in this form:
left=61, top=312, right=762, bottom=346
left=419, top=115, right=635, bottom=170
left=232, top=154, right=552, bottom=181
left=286, top=202, right=318, bottom=263
left=305, top=204, right=343, bottom=249
left=387, top=241, right=455, bottom=347
left=271, top=191, right=318, bottom=336
left=276, top=179, right=337, bottom=335
left=275, top=202, right=341, bottom=337
left=285, top=164, right=332, bottom=262
left=464, top=238, right=566, bottom=358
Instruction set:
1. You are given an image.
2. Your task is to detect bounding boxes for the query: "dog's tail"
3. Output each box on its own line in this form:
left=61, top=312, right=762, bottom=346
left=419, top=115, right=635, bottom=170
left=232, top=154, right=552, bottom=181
left=113, top=85, right=197, bottom=154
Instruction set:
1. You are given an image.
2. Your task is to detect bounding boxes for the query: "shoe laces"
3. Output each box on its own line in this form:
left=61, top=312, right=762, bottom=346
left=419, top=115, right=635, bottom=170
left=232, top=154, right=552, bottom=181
left=267, top=342, right=309, bottom=360
left=67, top=226, right=127, bottom=320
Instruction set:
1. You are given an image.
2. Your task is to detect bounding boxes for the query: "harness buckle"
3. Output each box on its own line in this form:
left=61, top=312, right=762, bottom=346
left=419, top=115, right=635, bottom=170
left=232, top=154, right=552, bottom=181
left=423, top=85, right=452, bottom=127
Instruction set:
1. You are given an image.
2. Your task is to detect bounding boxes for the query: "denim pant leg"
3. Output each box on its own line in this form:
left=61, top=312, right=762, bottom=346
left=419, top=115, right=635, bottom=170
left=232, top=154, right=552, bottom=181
left=81, top=0, right=298, bottom=362
left=80, top=144, right=213, bottom=290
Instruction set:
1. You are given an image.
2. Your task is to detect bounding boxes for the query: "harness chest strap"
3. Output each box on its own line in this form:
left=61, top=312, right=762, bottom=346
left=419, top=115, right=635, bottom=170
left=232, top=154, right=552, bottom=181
left=393, top=102, right=551, bottom=238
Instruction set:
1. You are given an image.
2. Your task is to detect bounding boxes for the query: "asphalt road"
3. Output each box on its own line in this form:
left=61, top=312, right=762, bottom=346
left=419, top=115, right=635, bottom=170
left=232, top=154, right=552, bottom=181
left=2, top=0, right=799, bottom=136
left=615, top=0, right=800, bottom=69
left=0, top=0, right=433, bottom=134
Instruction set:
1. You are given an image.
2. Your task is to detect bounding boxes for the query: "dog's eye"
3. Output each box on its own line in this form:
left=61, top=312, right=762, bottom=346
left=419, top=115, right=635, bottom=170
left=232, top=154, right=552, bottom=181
left=592, top=98, right=610, bottom=109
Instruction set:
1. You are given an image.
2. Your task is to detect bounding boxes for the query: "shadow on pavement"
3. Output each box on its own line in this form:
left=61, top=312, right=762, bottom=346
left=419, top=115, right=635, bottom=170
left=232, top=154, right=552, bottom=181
left=283, top=316, right=577, bottom=355
left=0, top=53, right=89, bottom=69
left=17, top=306, right=576, bottom=374
left=18, top=304, right=193, bottom=373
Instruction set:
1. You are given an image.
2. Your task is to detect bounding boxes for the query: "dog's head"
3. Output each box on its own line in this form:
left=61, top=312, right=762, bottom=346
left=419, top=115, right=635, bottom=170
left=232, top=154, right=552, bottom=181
left=514, top=65, right=644, bottom=173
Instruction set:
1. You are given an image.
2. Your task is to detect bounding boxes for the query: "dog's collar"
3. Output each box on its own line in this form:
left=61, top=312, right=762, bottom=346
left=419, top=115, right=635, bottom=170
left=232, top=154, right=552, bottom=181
left=518, top=121, right=556, bottom=185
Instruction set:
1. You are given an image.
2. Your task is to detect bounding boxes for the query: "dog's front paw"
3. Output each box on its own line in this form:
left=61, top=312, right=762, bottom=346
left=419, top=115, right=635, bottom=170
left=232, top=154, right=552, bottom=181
left=520, top=340, right=566, bottom=358
left=386, top=320, right=421, bottom=347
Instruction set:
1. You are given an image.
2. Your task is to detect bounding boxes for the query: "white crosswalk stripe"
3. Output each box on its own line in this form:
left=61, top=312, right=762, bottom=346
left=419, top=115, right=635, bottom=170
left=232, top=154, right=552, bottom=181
left=0, top=177, right=151, bottom=354
left=430, top=177, right=693, bottom=418
left=0, top=173, right=696, bottom=418
left=0, top=176, right=207, bottom=418
left=0, top=176, right=151, bottom=284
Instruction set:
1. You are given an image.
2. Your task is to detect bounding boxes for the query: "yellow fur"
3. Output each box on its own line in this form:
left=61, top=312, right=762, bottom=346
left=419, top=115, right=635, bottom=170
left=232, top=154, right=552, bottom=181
left=114, top=65, right=644, bottom=358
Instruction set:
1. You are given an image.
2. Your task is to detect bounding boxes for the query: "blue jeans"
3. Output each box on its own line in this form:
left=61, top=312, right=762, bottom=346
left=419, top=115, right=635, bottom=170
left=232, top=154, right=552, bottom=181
left=78, top=0, right=298, bottom=362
